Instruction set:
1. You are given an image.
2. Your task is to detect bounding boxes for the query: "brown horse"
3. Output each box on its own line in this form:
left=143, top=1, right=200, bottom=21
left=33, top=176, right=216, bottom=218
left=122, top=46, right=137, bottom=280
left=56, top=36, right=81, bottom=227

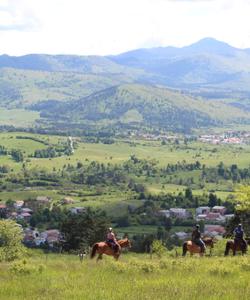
left=91, top=238, right=131, bottom=261
left=182, top=237, right=215, bottom=257
left=224, top=238, right=249, bottom=256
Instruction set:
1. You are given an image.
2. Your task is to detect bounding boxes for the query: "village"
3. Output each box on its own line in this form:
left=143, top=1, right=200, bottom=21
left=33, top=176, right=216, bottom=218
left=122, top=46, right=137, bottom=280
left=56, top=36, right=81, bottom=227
left=0, top=196, right=87, bottom=250
left=198, top=131, right=250, bottom=145
left=128, top=130, right=250, bottom=145
left=0, top=194, right=234, bottom=249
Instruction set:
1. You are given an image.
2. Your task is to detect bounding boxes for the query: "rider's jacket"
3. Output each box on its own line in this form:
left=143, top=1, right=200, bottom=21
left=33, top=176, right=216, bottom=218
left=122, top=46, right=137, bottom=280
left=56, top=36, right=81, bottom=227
left=192, top=229, right=201, bottom=241
left=234, top=227, right=244, bottom=239
left=107, top=232, right=115, bottom=242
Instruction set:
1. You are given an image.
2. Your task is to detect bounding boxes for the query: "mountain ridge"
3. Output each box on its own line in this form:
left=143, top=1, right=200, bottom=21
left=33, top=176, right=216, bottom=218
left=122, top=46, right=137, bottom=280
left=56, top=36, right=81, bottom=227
left=31, top=83, right=250, bottom=132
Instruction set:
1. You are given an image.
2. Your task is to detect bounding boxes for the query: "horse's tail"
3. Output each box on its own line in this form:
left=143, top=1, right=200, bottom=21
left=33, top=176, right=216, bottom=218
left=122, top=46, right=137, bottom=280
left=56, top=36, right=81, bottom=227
left=224, top=241, right=230, bottom=256
left=182, top=242, right=188, bottom=257
left=91, top=243, right=98, bottom=259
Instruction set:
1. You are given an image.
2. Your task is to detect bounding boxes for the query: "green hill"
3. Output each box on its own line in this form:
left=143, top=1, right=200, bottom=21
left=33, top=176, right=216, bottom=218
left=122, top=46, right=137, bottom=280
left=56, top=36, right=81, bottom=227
left=0, top=68, right=137, bottom=108
left=2, top=39, right=250, bottom=131
left=34, top=83, right=250, bottom=132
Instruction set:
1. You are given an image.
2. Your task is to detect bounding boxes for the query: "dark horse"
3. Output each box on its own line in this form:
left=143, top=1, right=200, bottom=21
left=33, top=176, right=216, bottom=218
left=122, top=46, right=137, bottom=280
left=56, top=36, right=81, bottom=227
left=91, top=238, right=131, bottom=261
left=182, top=237, right=215, bottom=257
left=224, top=238, right=249, bottom=256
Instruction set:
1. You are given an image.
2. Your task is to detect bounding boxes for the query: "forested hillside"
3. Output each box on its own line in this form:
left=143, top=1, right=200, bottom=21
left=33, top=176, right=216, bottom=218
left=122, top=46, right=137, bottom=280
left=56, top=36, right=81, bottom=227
left=32, top=83, right=250, bottom=132
left=2, top=38, right=250, bottom=132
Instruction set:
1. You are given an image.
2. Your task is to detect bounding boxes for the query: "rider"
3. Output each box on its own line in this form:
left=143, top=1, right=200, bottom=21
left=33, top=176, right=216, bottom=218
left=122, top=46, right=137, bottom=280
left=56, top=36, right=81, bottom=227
left=106, top=227, right=119, bottom=253
left=191, top=224, right=206, bottom=254
left=233, top=223, right=247, bottom=255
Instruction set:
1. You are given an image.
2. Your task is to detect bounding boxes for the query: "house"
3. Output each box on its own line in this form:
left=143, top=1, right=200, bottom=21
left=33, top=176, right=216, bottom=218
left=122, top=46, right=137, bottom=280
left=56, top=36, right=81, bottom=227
left=212, top=206, right=226, bottom=215
left=14, top=200, right=24, bottom=209
left=10, top=212, right=18, bottom=219
left=0, top=204, right=7, bottom=211
left=205, top=212, right=225, bottom=222
left=18, top=212, right=31, bottom=220
left=196, top=214, right=207, bottom=221
left=21, top=208, right=33, bottom=214
left=23, top=228, right=41, bottom=246
left=174, top=232, right=188, bottom=240
left=224, top=214, right=234, bottom=221
left=61, top=197, right=74, bottom=205
left=70, top=207, right=86, bottom=214
left=169, top=208, right=191, bottom=219
left=196, top=206, right=210, bottom=216
left=204, top=225, right=226, bottom=237
left=158, top=210, right=170, bottom=218
left=42, top=229, right=62, bottom=247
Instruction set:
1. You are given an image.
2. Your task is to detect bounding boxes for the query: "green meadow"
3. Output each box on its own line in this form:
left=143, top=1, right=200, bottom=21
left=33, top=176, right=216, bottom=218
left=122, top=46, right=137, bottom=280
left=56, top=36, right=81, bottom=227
left=0, top=109, right=40, bottom=127
left=1, top=131, right=250, bottom=215
left=1, top=132, right=250, bottom=171
left=0, top=249, right=250, bottom=300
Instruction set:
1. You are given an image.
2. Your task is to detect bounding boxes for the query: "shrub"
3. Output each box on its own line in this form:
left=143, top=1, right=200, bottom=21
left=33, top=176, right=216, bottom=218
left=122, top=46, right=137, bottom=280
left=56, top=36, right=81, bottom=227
left=0, top=220, right=25, bottom=262
left=152, top=240, right=165, bottom=258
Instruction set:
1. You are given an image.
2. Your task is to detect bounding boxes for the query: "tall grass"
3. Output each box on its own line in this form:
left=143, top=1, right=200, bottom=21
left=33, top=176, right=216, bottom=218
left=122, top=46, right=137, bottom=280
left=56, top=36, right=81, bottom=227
left=0, top=249, right=249, bottom=300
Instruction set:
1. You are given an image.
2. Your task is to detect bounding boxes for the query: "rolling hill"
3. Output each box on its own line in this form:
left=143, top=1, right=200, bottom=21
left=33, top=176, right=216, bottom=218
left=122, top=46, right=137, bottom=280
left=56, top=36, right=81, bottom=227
left=109, top=38, right=250, bottom=99
left=32, top=83, right=250, bottom=132
left=1, top=38, right=250, bottom=131
left=0, top=68, right=137, bottom=108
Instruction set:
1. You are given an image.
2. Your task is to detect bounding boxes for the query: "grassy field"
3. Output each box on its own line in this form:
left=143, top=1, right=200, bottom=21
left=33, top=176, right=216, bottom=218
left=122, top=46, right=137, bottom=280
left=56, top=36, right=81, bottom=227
left=1, top=132, right=250, bottom=171
left=116, top=225, right=191, bottom=236
left=0, top=249, right=250, bottom=300
left=1, top=131, right=250, bottom=213
left=0, top=109, right=40, bottom=127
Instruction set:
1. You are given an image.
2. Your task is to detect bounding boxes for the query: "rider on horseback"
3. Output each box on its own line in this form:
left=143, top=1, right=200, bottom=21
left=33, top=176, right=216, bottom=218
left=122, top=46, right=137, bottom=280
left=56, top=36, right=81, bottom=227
left=106, top=227, right=119, bottom=253
left=192, top=224, right=206, bottom=254
left=233, top=224, right=247, bottom=255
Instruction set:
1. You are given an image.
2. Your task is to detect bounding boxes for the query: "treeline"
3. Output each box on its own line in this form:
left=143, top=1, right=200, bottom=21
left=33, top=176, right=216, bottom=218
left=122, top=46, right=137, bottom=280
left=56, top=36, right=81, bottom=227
left=201, top=162, right=250, bottom=183
left=4, top=156, right=250, bottom=193
left=0, top=145, right=7, bottom=155
left=33, top=145, right=72, bottom=158
left=16, top=135, right=49, bottom=146
left=0, top=147, right=24, bottom=162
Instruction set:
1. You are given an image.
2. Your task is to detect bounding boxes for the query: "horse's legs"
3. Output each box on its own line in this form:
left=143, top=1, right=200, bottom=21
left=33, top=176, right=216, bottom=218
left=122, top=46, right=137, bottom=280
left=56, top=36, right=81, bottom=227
left=182, top=242, right=187, bottom=257
left=114, top=253, right=120, bottom=260
left=97, top=254, right=103, bottom=262
left=224, top=242, right=230, bottom=256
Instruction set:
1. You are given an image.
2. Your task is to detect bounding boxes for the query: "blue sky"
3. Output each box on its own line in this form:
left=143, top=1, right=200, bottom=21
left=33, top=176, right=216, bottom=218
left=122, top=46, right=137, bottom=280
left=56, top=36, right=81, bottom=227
left=0, top=0, right=250, bottom=55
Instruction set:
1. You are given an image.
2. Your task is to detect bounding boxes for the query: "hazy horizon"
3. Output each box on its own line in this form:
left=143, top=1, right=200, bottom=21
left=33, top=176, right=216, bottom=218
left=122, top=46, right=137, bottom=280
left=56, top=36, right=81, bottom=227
left=0, top=0, right=250, bottom=56
left=0, top=37, right=247, bottom=57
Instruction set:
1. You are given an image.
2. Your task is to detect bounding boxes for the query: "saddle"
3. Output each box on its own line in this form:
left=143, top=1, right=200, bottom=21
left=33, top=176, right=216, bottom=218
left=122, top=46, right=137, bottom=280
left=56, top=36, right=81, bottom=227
left=187, top=241, right=201, bottom=253
left=106, top=241, right=118, bottom=252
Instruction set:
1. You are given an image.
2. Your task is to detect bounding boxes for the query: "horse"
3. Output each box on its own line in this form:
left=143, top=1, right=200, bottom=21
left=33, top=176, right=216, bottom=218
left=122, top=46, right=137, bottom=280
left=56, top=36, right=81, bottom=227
left=182, top=237, right=215, bottom=257
left=224, top=238, right=249, bottom=256
left=90, top=238, right=131, bottom=261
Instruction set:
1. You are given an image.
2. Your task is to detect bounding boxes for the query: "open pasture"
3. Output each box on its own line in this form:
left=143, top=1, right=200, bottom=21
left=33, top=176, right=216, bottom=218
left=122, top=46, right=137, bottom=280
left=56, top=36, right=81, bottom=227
left=26, top=140, right=250, bottom=170
left=1, top=132, right=250, bottom=171
left=0, top=251, right=250, bottom=300
left=0, top=109, right=40, bottom=127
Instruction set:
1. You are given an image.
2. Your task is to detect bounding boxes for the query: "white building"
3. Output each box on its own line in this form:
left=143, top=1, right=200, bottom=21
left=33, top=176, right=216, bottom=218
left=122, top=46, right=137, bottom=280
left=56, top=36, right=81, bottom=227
left=196, top=206, right=210, bottom=216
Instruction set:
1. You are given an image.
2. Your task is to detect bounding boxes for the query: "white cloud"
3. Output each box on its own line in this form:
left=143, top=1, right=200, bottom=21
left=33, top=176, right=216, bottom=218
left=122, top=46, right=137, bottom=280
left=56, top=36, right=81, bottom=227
left=0, top=0, right=249, bottom=55
left=0, top=0, right=40, bottom=31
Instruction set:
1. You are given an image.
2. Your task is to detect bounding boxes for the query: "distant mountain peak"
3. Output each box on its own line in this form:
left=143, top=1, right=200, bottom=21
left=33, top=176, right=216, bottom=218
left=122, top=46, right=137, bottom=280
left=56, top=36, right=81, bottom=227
left=184, top=37, right=237, bottom=55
